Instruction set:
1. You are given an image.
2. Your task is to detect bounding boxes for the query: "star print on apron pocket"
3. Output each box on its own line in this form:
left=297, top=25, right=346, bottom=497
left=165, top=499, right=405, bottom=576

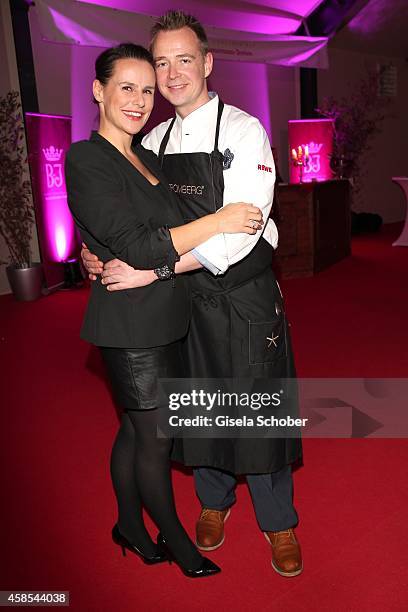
left=248, top=306, right=288, bottom=365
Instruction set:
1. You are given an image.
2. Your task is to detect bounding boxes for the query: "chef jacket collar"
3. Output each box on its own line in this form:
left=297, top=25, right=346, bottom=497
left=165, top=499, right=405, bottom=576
left=174, top=92, right=219, bottom=133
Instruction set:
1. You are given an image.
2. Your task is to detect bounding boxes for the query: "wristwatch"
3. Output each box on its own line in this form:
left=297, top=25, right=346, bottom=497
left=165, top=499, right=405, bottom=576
left=153, top=264, right=176, bottom=281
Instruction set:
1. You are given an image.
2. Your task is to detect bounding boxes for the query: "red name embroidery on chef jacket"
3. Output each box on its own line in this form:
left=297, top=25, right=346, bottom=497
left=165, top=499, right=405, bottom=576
left=258, top=164, right=273, bottom=173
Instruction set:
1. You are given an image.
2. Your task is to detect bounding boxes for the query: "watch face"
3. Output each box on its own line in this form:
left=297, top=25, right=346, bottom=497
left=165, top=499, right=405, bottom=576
left=154, top=265, right=174, bottom=280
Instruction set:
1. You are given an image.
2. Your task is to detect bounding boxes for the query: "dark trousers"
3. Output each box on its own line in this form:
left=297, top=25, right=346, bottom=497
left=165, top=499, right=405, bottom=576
left=194, top=465, right=298, bottom=532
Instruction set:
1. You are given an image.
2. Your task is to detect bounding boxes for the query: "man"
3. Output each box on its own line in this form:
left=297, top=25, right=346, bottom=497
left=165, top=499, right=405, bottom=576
left=83, top=11, right=302, bottom=576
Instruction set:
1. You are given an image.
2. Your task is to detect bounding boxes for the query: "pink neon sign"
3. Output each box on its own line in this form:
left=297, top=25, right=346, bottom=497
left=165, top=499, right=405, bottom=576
left=288, top=118, right=334, bottom=183
left=25, top=114, right=81, bottom=287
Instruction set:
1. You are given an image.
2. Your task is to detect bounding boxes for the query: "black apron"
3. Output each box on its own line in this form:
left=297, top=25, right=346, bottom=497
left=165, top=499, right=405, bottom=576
left=159, top=99, right=302, bottom=474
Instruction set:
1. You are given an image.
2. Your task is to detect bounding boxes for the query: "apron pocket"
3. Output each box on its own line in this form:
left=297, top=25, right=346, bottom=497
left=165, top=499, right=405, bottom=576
left=248, top=317, right=287, bottom=365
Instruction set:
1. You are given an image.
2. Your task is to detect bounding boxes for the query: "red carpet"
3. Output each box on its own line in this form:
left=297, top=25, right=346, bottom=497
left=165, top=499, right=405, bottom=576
left=1, top=223, right=407, bottom=611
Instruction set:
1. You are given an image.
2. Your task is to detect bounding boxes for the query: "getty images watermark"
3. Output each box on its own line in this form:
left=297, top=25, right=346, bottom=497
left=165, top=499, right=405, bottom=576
left=167, top=388, right=307, bottom=430
left=157, top=378, right=302, bottom=439
left=156, top=378, right=408, bottom=439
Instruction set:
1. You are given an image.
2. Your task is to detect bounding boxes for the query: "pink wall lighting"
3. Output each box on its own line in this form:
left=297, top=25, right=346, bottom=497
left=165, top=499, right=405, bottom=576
left=288, top=118, right=334, bottom=183
left=25, top=113, right=81, bottom=288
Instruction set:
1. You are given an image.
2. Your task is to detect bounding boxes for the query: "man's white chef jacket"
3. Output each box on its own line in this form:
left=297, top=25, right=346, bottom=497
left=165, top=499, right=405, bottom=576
left=142, top=93, right=278, bottom=275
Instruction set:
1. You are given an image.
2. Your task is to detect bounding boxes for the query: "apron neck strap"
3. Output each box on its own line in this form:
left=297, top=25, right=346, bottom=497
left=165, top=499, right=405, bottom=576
left=214, top=99, right=224, bottom=153
left=158, top=116, right=176, bottom=166
left=158, top=97, right=225, bottom=164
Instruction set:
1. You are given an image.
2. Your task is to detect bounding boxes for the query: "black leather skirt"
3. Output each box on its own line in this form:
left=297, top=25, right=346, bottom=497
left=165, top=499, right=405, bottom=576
left=100, top=341, right=184, bottom=411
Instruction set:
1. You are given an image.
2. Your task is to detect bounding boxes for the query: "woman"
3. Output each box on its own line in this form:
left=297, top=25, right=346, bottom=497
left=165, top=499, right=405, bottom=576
left=65, top=43, right=263, bottom=578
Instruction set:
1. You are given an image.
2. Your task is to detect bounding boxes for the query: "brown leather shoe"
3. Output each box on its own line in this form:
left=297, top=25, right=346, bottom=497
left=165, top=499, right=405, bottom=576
left=264, top=529, right=303, bottom=577
left=196, top=508, right=231, bottom=551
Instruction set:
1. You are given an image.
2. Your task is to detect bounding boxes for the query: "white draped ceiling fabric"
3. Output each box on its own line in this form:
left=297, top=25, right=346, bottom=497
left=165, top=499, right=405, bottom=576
left=34, top=0, right=328, bottom=68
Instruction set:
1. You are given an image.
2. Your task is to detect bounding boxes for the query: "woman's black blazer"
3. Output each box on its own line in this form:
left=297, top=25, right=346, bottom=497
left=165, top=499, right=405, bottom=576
left=65, top=131, right=190, bottom=348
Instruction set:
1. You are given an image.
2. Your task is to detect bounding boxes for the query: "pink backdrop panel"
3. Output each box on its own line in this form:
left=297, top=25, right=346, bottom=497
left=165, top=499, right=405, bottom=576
left=288, top=118, right=334, bottom=183
left=25, top=113, right=81, bottom=288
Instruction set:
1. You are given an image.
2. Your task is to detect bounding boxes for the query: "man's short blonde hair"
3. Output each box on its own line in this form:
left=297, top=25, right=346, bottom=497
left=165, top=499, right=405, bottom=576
left=150, top=10, right=209, bottom=56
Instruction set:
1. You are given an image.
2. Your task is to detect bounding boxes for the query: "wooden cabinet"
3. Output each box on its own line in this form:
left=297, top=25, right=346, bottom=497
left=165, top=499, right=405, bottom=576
left=273, top=180, right=351, bottom=278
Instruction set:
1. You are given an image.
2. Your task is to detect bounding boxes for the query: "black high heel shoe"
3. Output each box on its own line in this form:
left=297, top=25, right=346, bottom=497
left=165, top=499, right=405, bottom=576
left=157, top=533, right=221, bottom=578
left=112, top=525, right=168, bottom=565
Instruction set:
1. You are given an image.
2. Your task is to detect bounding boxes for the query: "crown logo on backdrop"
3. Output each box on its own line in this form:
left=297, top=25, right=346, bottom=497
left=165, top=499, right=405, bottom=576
left=42, top=146, right=63, bottom=162
left=305, top=141, right=323, bottom=154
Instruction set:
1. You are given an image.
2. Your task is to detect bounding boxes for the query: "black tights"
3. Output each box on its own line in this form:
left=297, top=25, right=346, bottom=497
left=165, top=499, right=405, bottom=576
left=110, top=408, right=202, bottom=569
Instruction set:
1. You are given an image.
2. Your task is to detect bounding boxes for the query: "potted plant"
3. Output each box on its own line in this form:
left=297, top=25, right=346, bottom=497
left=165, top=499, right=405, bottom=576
left=316, top=66, right=392, bottom=205
left=0, top=90, right=43, bottom=301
